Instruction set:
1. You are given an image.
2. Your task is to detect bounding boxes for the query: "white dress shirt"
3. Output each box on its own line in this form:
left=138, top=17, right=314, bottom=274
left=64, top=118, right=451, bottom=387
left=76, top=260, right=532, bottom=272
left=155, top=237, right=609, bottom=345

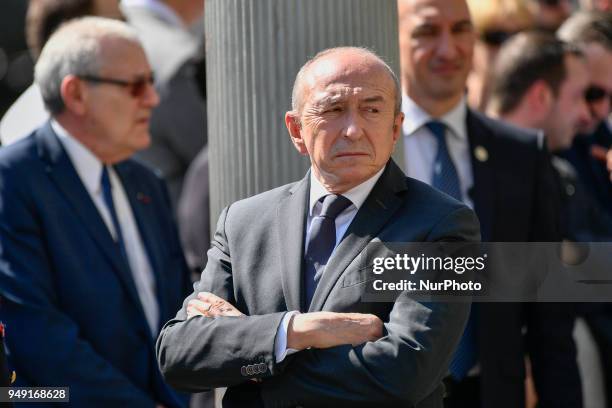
left=402, top=94, right=474, bottom=208
left=274, top=167, right=385, bottom=362
left=51, top=120, right=160, bottom=336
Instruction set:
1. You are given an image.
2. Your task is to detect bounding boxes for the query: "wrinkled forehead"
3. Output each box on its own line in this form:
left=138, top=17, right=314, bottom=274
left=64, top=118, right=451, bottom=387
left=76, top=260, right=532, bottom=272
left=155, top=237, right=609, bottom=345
left=304, top=56, right=395, bottom=104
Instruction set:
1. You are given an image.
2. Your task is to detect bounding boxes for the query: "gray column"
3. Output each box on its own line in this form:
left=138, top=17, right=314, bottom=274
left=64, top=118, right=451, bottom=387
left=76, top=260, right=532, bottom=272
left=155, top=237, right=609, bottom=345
left=205, top=0, right=403, bottom=223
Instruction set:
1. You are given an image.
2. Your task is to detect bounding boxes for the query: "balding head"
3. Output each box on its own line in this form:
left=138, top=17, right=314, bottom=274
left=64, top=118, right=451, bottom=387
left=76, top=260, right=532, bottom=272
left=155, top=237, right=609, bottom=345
left=291, top=47, right=401, bottom=116
left=35, top=16, right=141, bottom=114
left=285, top=47, right=404, bottom=193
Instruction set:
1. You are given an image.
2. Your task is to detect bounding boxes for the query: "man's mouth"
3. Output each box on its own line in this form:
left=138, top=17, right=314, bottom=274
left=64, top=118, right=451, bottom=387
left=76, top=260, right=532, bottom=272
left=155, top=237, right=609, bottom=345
left=336, top=152, right=368, bottom=158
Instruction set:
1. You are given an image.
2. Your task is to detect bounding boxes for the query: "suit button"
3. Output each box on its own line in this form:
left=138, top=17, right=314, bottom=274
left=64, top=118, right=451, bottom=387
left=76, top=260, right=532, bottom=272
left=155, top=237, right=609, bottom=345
left=258, top=363, right=266, bottom=373
left=246, top=365, right=253, bottom=375
left=240, top=366, right=247, bottom=376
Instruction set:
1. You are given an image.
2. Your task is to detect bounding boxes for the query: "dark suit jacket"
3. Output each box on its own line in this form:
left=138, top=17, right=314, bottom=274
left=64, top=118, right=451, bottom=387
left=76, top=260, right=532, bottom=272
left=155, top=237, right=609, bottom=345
left=157, top=160, right=480, bottom=407
left=0, top=123, right=192, bottom=407
left=466, top=110, right=581, bottom=408
left=560, top=122, right=612, bottom=217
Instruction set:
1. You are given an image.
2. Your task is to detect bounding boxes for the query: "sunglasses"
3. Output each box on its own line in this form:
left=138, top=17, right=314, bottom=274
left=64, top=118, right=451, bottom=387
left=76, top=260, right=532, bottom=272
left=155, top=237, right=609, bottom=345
left=481, top=30, right=518, bottom=46
left=585, top=85, right=612, bottom=104
left=537, top=0, right=566, bottom=6
left=78, top=73, right=155, bottom=98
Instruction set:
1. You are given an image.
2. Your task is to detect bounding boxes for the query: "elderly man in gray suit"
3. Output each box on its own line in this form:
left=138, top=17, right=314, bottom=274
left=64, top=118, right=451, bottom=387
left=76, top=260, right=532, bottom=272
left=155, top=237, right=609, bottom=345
left=157, top=47, right=480, bottom=408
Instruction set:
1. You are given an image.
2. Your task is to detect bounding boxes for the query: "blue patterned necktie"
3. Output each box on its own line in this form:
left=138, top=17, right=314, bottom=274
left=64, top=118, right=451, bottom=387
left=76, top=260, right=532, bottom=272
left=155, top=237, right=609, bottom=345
left=426, top=121, right=477, bottom=379
left=304, top=194, right=352, bottom=307
left=100, top=166, right=129, bottom=263
left=426, top=121, right=462, bottom=201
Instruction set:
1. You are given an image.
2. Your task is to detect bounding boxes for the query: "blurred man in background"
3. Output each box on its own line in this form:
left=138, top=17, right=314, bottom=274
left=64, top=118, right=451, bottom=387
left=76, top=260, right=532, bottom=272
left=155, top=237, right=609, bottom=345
left=558, top=11, right=612, bottom=215
left=0, top=0, right=122, bottom=146
left=487, top=31, right=612, bottom=240
left=0, top=17, right=191, bottom=406
left=487, top=32, right=590, bottom=154
left=398, top=0, right=582, bottom=406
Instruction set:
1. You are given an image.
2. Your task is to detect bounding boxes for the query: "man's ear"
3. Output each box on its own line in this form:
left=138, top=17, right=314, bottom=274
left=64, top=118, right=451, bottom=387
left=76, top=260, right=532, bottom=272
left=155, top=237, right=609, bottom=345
left=529, top=80, right=554, bottom=117
left=285, top=111, right=308, bottom=155
left=60, top=75, right=87, bottom=116
left=392, top=112, right=404, bottom=144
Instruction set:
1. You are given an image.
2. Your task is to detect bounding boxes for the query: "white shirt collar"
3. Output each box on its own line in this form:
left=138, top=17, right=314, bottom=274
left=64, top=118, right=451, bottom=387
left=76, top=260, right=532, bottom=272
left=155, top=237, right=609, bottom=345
left=308, top=166, right=385, bottom=216
left=120, top=0, right=184, bottom=27
left=51, top=119, right=104, bottom=197
left=402, top=94, right=467, bottom=141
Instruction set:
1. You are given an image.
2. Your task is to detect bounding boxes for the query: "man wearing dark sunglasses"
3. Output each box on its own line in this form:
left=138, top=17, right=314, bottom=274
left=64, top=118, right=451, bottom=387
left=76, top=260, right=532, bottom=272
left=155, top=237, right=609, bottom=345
left=558, top=11, right=612, bottom=408
left=558, top=11, right=612, bottom=213
left=398, top=1, right=581, bottom=407
left=0, top=17, right=192, bottom=407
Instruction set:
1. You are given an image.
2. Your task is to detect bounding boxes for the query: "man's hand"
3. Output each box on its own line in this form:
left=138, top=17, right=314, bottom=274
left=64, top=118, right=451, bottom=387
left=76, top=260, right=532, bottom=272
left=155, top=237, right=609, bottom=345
left=287, top=312, right=383, bottom=350
left=186, top=292, right=245, bottom=319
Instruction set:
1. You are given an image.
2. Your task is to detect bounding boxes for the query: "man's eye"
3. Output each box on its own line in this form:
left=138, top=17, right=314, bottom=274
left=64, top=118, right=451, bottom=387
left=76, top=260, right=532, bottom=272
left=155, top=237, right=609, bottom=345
left=324, top=107, right=342, bottom=113
left=413, top=26, right=438, bottom=37
left=365, top=107, right=380, bottom=113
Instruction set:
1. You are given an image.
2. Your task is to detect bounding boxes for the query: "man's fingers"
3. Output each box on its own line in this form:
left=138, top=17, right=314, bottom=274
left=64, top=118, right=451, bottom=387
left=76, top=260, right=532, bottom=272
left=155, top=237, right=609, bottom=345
left=186, top=299, right=211, bottom=319
left=197, top=292, right=225, bottom=303
left=194, top=292, right=245, bottom=317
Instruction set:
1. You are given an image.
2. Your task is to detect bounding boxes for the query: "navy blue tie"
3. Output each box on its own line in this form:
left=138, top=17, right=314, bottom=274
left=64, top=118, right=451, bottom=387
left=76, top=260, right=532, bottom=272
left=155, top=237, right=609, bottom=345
left=426, top=121, right=462, bottom=201
left=426, top=122, right=477, bottom=379
left=304, top=194, right=352, bottom=307
left=100, top=166, right=129, bottom=262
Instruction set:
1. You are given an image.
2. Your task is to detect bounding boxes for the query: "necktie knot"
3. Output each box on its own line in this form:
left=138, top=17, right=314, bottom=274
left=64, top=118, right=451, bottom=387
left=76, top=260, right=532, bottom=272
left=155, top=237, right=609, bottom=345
left=425, top=120, right=447, bottom=143
left=319, top=194, right=352, bottom=219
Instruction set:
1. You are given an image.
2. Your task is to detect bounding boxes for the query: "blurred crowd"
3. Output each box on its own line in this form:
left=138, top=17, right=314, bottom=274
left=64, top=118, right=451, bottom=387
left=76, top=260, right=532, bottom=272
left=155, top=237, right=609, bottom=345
left=0, top=0, right=611, bottom=407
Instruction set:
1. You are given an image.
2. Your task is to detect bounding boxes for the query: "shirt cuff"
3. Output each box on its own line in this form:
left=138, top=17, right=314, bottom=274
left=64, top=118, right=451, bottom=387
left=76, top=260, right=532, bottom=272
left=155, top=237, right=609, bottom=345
left=274, top=310, right=301, bottom=363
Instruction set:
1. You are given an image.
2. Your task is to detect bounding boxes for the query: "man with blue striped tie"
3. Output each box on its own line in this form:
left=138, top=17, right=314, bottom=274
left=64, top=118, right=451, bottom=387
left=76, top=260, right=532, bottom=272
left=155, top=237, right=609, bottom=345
left=398, top=0, right=581, bottom=407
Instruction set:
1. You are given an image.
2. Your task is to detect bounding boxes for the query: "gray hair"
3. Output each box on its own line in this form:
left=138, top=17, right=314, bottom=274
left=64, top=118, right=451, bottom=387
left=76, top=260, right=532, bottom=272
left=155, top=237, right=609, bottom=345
left=291, top=46, right=402, bottom=116
left=34, top=16, right=140, bottom=115
left=558, top=11, right=612, bottom=51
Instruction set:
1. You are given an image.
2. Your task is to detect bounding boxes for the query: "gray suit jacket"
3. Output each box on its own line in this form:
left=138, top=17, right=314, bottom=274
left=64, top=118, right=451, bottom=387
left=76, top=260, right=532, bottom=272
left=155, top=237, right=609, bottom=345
left=157, top=160, right=480, bottom=407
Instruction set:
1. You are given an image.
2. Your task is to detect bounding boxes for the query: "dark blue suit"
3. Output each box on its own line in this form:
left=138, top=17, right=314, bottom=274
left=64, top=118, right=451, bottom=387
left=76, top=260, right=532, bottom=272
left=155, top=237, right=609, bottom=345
left=0, top=123, right=191, bottom=407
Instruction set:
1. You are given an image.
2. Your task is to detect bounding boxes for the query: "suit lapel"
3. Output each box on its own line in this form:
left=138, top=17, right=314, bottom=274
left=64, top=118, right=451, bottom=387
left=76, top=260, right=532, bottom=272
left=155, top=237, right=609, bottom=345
left=114, top=162, right=166, bottom=328
left=466, top=111, right=494, bottom=241
left=36, top=125, right=149, bottom=328
left=308, top=160, right=407, bottom=312
left=276, top=175, right=310, bottom=312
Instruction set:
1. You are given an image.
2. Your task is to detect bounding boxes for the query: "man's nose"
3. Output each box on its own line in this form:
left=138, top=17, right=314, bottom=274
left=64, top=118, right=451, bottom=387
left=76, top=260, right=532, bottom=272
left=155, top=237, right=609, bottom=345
left=342, top=110, right=364, bottom=140
left=435, top=30, right=459, bottom=60
left=143, top=83, right=160, bottom=108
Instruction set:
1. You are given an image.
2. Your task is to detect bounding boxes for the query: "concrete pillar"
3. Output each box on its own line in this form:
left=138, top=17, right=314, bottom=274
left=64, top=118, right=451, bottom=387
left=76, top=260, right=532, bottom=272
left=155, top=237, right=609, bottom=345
left=205, top=0, right=403, bottom=223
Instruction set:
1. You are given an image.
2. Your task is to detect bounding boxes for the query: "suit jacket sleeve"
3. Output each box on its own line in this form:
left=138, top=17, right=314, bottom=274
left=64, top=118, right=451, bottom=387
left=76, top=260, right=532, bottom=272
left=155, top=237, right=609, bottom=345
left=258, top=206, right=478, bottom=407
left=0, top=168, right=158, bottom=407
left=527, top=143, right=583, bottom=407
left=157, top=205, right=287, bottom=391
